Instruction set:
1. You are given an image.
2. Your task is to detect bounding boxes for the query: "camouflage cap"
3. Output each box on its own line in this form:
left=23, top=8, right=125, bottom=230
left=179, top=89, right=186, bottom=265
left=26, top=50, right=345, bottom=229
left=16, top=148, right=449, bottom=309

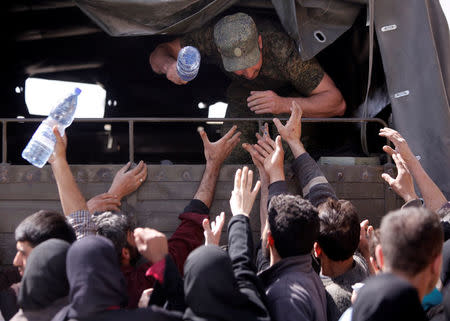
left=213, top=13, right=260, bottom=72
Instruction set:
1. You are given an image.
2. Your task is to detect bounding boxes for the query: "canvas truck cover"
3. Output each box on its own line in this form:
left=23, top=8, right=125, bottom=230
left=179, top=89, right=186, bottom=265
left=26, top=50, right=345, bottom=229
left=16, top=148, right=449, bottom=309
left=74, top=0, right=450, bottom=198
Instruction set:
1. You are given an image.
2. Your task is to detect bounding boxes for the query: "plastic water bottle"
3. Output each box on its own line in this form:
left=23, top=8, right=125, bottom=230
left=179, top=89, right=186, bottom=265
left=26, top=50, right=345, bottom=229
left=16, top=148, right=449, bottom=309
left=177, top=46, right=201, bottom=82
left=22, top=88, right=81, bottom=168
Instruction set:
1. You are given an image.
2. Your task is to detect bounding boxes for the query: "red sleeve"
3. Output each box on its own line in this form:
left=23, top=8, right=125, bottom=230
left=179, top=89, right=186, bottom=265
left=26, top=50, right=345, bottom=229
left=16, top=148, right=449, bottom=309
left=168, top=211, right=208, bottom=275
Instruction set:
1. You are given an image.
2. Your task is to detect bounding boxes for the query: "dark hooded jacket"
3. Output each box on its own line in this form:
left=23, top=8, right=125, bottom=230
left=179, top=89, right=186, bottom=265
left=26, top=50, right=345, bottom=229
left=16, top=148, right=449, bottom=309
left=352, top=273, right=427, bottom=321
left=11, top=239, right=70, bottom=321
left=182, top=215, right=270, bottom=321
left=51, top=235, right=181, bottom=321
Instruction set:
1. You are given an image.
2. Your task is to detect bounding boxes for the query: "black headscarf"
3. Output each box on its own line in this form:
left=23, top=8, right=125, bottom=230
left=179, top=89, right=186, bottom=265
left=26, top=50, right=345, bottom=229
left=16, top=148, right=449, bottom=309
left=183, top=245, right=264, bottom=321
left=352, top=273, right=427, bottom=321
left=18, top=239, right=70, bottom=310
left=51, top=235, right=128, bottom=321
left=441, top=240, right=450, bottom=287
left=51, top=236, right=181, bottom=321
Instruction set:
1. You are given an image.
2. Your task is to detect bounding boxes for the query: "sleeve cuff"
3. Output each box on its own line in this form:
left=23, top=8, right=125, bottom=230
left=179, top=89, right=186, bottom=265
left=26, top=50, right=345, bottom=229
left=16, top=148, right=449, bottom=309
left=268, top=180, right=288, bottom=201
left=145, top=258, right=166, bottom=284
left=183, top=199, right=210, bottom=215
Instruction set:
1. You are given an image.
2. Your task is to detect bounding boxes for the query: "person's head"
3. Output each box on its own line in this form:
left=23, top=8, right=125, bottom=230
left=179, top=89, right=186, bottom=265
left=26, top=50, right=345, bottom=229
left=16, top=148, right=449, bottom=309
left=262, top=194, right=319, bottom=261
left=352, top=273, right=427, bottom=321
left=18, top=239, right=70, bottom=311
left=380, top=207, right=443, bottom=296
left=59, top=236, right=127, bottom=320
left=214, top=12, right=263, bottom=80
left=14, top=210, right=76, bottom=276
left=183, top=245, right=257, bottom=321
left=314, top=198, right=360, bottom=261
left=93, top=212, right=139, bottom=267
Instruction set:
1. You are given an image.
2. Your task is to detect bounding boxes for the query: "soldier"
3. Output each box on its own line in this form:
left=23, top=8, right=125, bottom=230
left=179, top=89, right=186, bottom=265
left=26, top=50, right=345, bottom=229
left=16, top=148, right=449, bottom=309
left=150, top=12, right=345, bottom=162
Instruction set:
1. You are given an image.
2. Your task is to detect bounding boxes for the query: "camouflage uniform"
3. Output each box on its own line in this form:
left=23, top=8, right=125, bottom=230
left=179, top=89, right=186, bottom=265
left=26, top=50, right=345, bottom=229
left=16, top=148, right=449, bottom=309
left=181, top=18, right=324, bottom=163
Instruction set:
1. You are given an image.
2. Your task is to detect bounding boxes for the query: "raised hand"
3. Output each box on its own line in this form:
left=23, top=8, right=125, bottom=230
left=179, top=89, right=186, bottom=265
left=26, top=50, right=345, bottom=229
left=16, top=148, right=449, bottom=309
left=198, top=125, right=241, bottom=166
left=379, top=127, right=415, bottom=163
left=108, top=161, right=148, bottom=200
left=48, top=126, right=68, bottom=164
left=381, top=151, right=418, bottom=202
left=134, top=227, right=168, bottom=264
left=87, top=193, right=121, bottom=214
left=202, top=212, right=225, bottom=246
left=230, top=167, right=261, bottom=216
left=242, top=123, right=269, bottom=183
left=273, top=101, right=306, bottom=158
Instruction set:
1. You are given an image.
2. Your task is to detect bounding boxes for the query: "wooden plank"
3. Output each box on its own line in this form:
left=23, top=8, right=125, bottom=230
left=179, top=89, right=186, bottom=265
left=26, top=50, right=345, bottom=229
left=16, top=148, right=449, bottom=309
left=0, top=183, right=115, bottom=200
left=320, top=165, right=384, bottom=183
left=0, top=201, right=63, bottom=233
left=0, top=233, right=16, bottom=265
left=0, top=164, right=386, bottom=184
left=332, top=182, right=384, bottom=199
left=350, top=199, right=387, bottom=227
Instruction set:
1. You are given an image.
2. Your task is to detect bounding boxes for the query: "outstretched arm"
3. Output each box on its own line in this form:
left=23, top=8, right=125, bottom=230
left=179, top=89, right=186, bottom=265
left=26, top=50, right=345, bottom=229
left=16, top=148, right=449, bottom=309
left=194, top=125, right=241, bottom=208
left=273, top=102, right=337, bottom=207
left=165, top=126, right=241, bottom=274
left=247, top=74, right=346, bottom=117
left=379, top=128, right=447, bottom=212
left=49, top=126, right=88, bottom=215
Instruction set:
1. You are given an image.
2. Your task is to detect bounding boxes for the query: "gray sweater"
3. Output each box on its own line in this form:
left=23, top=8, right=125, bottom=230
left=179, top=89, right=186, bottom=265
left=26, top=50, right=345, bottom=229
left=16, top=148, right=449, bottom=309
left=321, top=254, right=370, bottom=321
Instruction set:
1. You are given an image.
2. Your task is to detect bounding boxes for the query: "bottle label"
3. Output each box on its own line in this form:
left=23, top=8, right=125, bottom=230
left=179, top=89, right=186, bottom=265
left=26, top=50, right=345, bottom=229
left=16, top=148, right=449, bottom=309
left=32, top=123, right=57, bottom=150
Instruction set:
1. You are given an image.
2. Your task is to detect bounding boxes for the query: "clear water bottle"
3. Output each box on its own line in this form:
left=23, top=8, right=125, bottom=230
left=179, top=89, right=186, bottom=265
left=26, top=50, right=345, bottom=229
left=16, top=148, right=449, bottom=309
left=22, top=88, right=81, bottom=168
left=177, top=46, right=201, bottom=82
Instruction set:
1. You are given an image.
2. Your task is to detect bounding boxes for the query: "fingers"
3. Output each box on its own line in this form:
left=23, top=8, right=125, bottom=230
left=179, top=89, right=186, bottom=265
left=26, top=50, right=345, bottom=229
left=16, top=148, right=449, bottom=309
left=252, top=180, right=261, bottom=195
left=52, top=126, right=64, bottom=143
left=273, top=118, right=284, bottom=135
left=382, top=145, right=396, bottom=156
left=275, top=135, right=283, bottom=151
left=247, top=90, right=268, bottom=102
left=234, top=168, right=242, bottom=191
left=256, top=133, right=274, bottom=154
left=222, top=125, right=238, bottom=140
left=360, top=219, right=369, bottom=230
left=242, top=143, right=265, bottom=166
left=241, top=166, right=248, bottom=191
left=198, top=126, right=210, bottom=145
left=120, top=162, right=131, bottom=174
left=228, top=131, right=242, bottom=148
left=253, top=143, right=270, bottom=158
left=247, top=169, right=254, bottom=191
left=291, top=101, right=303, bottom=118
left=248, top=97, right=269, bottom=108
left=381, top=173, right=395, bottom=186
left=216, top=212, right=225, bottom=231
left=202, top=218, right=211, bottom=233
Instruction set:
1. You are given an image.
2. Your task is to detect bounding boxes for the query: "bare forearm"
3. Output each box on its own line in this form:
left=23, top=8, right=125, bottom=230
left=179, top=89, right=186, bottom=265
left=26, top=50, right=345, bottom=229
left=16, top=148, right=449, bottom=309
left=280, top=91, right=345, bottom=118
left=193, top=163, right=221, bottom=209
left=51, top=160, right=88, bottom=215
left=408, top=159, right=447, bottom=212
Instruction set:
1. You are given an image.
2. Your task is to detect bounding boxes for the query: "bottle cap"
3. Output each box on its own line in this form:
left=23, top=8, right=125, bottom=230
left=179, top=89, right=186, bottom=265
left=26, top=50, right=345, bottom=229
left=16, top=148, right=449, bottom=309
left=74, top=88, right=82, bottom=95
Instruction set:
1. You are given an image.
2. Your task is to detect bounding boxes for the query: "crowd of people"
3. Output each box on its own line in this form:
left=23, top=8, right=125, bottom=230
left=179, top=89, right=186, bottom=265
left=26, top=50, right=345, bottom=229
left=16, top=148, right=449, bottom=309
left=0, top=102, right=448, bottom=321
left=1, top=10, right=449, bottom=321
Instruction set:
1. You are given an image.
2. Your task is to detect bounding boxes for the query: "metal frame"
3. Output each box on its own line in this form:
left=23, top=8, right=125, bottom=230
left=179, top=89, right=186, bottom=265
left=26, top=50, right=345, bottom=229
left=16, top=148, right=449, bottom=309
left=0, top=117, right=389, bottom=164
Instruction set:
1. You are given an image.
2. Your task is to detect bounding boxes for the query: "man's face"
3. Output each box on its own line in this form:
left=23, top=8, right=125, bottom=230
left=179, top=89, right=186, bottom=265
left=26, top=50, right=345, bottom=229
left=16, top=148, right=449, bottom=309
left=13, top=241, right=33, bottom=276
left=233, top=60, right=262, bottom=80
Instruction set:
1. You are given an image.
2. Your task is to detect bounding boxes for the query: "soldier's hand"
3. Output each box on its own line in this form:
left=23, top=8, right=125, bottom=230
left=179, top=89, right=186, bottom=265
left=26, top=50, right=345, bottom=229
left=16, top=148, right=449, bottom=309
left=166, top=62, right=188, bottom=85
left=247, top=90, right=286, bottom=114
